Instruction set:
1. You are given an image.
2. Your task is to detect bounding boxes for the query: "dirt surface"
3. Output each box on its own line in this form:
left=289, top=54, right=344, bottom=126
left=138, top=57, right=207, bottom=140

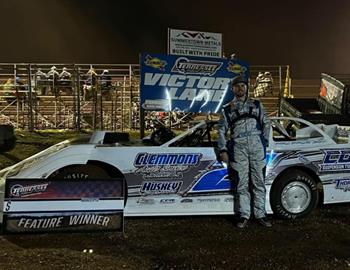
left=0, top=203, right=349, bottom=270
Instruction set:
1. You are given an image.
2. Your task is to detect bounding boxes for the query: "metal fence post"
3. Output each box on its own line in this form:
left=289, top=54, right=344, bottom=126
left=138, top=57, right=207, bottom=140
left=278, top=66, right=282, bottom=116
left=27, top=64, right=34, bottom=131
left=76, top=66, right=81, bottom=132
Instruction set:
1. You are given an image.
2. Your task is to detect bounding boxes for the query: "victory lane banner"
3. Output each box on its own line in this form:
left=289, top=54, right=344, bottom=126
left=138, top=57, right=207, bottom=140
left=140, top=53, right=250, bottom=113
left=2, top=178, right=125, bottom=234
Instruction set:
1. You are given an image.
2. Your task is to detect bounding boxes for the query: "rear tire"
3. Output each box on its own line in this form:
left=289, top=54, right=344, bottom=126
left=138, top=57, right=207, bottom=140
left=271, top=169, right=318, bottom=219
left=50, top=164, right=110, bottom=179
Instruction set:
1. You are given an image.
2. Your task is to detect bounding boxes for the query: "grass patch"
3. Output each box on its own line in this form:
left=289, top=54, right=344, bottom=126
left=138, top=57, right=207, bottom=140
left=0, top=130, right=84, bottom=170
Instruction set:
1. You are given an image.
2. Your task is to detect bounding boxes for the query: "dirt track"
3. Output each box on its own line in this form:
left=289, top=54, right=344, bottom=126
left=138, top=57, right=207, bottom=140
left=1, top=133, right=350, bottom=269
left=0, top=203, right=349, bottom=270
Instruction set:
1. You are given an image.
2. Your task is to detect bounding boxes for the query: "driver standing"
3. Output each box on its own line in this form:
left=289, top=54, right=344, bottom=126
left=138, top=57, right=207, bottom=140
left=218, top=75, right=272, bottom=228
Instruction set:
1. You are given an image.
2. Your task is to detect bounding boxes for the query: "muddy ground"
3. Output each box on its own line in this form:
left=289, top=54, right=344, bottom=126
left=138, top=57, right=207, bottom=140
left=0, top=203, right=349, bottom=270
left=0, top=132, right=350, bottom=269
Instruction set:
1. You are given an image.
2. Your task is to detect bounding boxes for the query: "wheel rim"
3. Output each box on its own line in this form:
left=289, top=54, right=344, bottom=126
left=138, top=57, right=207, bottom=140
left=281, top=181, right=312, bottom=214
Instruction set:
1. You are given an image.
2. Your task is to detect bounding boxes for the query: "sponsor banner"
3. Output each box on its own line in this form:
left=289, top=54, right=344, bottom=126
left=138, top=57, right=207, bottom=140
left=168, top=28, right=222, bottom=58
left=318, top=150, right=350, bottom=172
left=3, top=211, right=122, bottom=233
left=140, top=53, right=249, bottom=112
left=5, top=179, right=123, bottom=200
left=3, top=179, right=125, bottom=234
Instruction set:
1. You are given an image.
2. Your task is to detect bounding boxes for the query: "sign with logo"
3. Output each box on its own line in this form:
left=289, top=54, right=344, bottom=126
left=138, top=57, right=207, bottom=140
left=140, top=53, right=250, bottom=112
left=3, top=179, right=125, bottom=234
left=168, top=28, right=222, bottom=58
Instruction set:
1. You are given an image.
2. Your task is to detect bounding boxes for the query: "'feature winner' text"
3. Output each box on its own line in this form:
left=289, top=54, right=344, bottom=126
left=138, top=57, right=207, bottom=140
left=144, top=73, right=231, bottom=102
left=17, top=214, right=110, bottom=229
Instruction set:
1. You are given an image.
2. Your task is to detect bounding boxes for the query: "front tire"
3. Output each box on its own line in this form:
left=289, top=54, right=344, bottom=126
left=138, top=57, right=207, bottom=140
left=271, top=169, right=318, bottom=219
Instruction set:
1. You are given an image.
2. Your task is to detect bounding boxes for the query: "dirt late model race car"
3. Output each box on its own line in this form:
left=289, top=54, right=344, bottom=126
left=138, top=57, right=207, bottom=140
left=0, top=117, right=350, bottom=221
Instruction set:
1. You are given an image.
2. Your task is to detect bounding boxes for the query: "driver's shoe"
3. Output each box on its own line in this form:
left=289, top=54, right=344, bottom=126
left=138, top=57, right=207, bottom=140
left=257, top=217, right=272, bottom=228
left=236, top=217, right=248, bottom=229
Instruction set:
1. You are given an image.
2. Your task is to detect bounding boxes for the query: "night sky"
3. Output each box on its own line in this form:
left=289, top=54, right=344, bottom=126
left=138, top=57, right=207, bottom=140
left=1, top=0, right=349, bottom=78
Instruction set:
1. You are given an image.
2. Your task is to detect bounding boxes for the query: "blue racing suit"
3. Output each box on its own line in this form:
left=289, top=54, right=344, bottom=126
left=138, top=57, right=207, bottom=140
left=218, top=97, right=270, bottom=219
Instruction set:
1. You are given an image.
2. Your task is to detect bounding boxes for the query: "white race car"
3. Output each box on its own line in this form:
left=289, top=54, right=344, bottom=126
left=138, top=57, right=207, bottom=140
left=1, top=117, right=350, bottom=220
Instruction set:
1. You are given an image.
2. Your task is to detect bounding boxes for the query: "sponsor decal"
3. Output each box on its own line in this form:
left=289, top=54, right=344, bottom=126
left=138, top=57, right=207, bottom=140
left=61, top=173, right=88, bottom=179
left=197, top=198, right=220, bottom=203
left=180, top=198, right=193, bottom=203
left=171, top=57, right=222, bottom=76
left=318, top=150, right=350, bottom=172
left=10, top=183, right=49, bottom=198
left=227, top=62, right=247, bottom=75
left=191, top=168, right=231, bottom=192
left=335, top=179, right=350, bottom=192
left=144, top=55, right=167, bottom=71
left=160, top=198, right=176, bottom=204
left=140, top=181, right=182, bottom=195
left=134, top=153, right=202, bottom=180
left=134, top=153, right=201, bottom=166
left=136, top=198, right=155, bottom=205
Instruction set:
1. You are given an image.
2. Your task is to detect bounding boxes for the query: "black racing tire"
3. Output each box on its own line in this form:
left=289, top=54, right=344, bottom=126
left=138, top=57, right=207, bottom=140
left=0, top=125, right=16, bottom=152
left=50, top=164, right=110, bottom=179
left=270, top=169, right=318, bottom=219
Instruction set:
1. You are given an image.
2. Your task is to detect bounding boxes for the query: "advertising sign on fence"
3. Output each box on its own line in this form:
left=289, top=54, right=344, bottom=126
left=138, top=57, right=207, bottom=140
left=140, top=53, right=250, bottom=113
left=2, top=179, right=125, bottom=234
left=168, top=28, right=222, bottom=58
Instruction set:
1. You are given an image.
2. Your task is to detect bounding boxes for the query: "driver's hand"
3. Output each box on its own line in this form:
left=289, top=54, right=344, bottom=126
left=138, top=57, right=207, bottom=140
left=220, top=152, right=229, bottom=163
